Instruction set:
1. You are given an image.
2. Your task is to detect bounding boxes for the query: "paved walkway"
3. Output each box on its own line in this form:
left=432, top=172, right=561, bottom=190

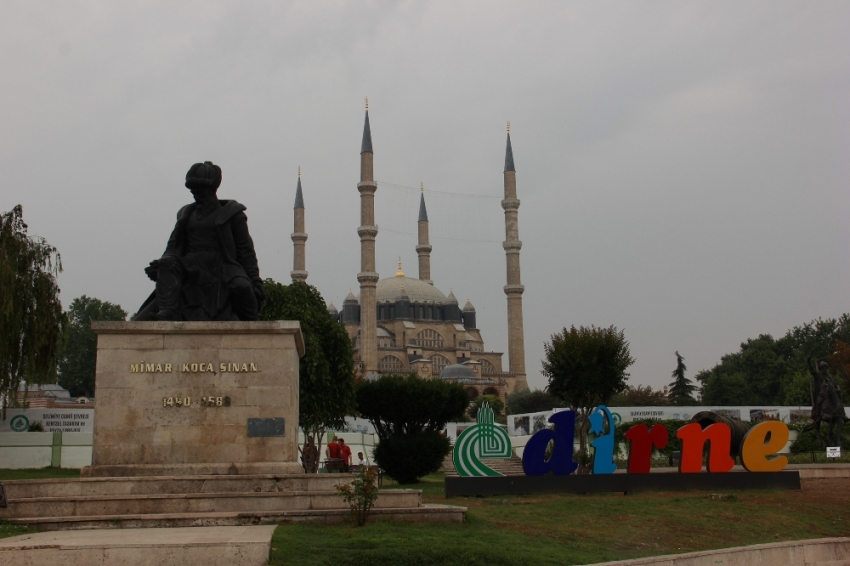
left=0, top=525, right=275, bottom=566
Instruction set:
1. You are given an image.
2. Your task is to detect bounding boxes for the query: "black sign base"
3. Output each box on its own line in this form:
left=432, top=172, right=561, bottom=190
left=445, top=471, right=801, bottom=497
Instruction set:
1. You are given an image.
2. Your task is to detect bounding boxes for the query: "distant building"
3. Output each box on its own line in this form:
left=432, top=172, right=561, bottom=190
left=289, top=107, right=529, bottom=402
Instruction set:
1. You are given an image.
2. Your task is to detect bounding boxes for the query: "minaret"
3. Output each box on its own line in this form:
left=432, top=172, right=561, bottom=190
left=502, top=122, right=528, bottom=391
left=357, top=99, right=379, bottom=374
left=291, top=167, right=308, bottom=282
left=416, top=183, right=433, bottom=285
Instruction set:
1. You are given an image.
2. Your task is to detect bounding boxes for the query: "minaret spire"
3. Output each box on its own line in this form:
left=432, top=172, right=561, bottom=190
left=502, top=124, right=527, bottom=391
left=291, top=168, right=308, bottom=282
left=357, top=101, right=379, bottom=375
left=416, top=182, right=433, bottom=284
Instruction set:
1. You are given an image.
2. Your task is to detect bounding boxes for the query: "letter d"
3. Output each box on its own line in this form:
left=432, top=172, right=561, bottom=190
left=522, top=410, right=578, bottom=476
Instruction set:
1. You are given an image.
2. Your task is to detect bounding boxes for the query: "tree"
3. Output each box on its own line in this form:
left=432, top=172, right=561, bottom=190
left=468, top=394, right=504, bottom=422
left=697, top=316, right=850, bottom=405
left=356, top=374, right=467, bottom=483
left=667, top=351, right=696, bottom=405
left=542, top=325, right=634, bottom=474
left=58, top=296, right=127, bottom=397
left=700, top=372, right=759, bottom=405
left=0, top=205, right=64, bottom=417
left=609, top=385, right=669, bottom=406
left=259, top=280, right=355, bottom=472
left=505, top=388, right=559, bottom=415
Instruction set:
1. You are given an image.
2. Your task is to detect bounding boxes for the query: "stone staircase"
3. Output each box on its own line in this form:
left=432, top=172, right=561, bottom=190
left=443, top=454, right=525, bottom=476
left=0, top=474, right=465, bottom=530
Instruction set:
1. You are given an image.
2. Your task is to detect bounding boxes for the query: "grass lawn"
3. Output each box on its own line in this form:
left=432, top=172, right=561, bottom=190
left=269, top=473, right=850, bottom=566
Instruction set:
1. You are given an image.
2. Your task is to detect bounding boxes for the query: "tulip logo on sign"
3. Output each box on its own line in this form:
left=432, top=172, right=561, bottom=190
left=453, top=402, right=512, bottom=477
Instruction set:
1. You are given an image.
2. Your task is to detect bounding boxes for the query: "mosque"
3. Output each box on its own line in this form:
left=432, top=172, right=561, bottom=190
left=288, top=105, right=529, bottom=401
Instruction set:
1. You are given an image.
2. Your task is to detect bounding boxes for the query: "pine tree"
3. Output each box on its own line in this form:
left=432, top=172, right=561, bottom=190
left=668, top=351, right=696, bottom=405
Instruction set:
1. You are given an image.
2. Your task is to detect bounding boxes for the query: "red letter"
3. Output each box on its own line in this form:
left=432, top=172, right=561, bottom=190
left=624, top=424, right=669, bottom=474
left=676, top=423, right=734, bottom=473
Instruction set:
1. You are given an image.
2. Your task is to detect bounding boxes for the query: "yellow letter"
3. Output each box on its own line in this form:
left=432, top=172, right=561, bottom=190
left=182, top=364, right=189, bottom=372
left=220, top=363, right=227, bottom=372
left=145, top=363, right=154, bottom=372
left=130, top=364, right=139, bottom=373
left=155, top=364, right=163, bottom=373
left=241, top=363, right=248, bottom=372
left=250, top=363, right=257, bottom=372
left=165, top=364, right=172, bottom=373
left=741, top=421, right=789, bottom=472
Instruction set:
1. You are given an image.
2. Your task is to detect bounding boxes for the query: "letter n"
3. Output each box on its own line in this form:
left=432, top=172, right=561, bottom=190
left=624, top=424, right=669, bottom=474
left=676, top=423, right=734, bottom=473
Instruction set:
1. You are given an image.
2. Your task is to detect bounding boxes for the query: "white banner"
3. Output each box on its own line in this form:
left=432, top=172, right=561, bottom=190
left=0, top=409, right=94, bottom=433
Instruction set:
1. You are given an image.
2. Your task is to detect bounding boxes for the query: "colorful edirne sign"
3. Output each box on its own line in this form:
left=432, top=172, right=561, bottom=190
left=453, top=402, right=512, bottom=476
left=453, top=404, right=792, bottom=477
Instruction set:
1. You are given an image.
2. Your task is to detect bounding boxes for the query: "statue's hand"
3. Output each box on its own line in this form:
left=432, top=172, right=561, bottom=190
left=144, top=260, right=159, bottom=282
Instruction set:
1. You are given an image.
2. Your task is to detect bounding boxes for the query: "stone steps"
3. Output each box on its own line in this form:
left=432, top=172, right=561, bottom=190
left=0, top=489, right=420, bottom=518
left=445, top=456, right=525, bottom=476
left=5, top=504, right=465, bottom=531
left=0, top=474, right=465, bottom=529
left=2, top=474, right=348, bottom=499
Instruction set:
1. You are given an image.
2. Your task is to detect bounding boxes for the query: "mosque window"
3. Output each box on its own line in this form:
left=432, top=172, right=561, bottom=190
left=465, top=387, right=479, bottom=402
left=378, top=356, right=406, bottom=373
left=412, top=329, right=444, bottom=349
left=429, top=355, right=450, bottom=375
left=483, top=387, right=500, bottom=397
left=479, top=359, right=497, bottom=375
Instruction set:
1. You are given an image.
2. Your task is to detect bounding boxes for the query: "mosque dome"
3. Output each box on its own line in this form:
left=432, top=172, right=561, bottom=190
left=375, top=276, right=448, bottom=304
left=439, top=364, right=477, bottom=380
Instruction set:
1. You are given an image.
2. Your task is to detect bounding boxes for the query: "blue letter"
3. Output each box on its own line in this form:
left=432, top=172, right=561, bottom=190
left=521, top=410, right=578, bottom=476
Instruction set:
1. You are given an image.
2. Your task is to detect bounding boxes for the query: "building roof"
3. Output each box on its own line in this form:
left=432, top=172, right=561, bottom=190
left=504, top=131, right=515, bottom=172
left=418, top=192, right=428, bottom=222
left=463, top=299, right=476, bottom=312
left=361, top=110, right=373, bottom=153
left=440, top=364, right=477, bottom=380
left=327, top=301, right=338, bottom=314
left=294, top=176, right=304, bottom=209
left=375, top=276, right=448, bottom=304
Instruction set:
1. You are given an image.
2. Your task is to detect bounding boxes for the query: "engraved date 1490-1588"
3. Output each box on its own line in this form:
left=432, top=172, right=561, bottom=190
left=162, top=396, right=231, bottom=407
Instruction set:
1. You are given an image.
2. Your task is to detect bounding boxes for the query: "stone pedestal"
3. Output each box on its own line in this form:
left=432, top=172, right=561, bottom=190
left=82, top=321, right=304, bottom=477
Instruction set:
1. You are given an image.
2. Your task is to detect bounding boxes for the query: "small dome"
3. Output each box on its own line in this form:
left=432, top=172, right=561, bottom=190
left=463, top=299, right=476, bottom=312
left=344, top=290, right=358, bottom=304
left=440, top=364, right=477, bottom=380
left=446, top=290, right=458, bottom=304
left=327, top=301, right=338, bottom=315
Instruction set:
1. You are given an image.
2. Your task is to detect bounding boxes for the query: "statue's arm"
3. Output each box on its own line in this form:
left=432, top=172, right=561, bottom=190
left=231, top=212, right=260, bottom=282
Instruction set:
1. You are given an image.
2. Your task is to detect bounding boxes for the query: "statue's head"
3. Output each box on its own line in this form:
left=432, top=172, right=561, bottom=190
left=185, top=161, right=222, bottom=200
left=819, top=361, right=829, bottom=370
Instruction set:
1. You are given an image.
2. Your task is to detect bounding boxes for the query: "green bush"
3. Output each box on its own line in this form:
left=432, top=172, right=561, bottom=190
left=789, top=421, right=850, bottom=453
left=374, top=431, right=451, bottom=484
left=356, top=374, right=467, bottom=484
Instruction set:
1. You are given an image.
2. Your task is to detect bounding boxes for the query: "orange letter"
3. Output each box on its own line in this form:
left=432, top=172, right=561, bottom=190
left=740, top=421, right=789, bottom=472
left=676, top=423, right=735, bottom=473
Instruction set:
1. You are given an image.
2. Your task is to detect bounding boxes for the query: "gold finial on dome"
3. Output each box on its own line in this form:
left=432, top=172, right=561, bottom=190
left=396, top=257, right=404, bottom=277
left=365, top=97, right=369, bottom=110
left=507, top=121, right=510, bottom=133
left=420, top=182, right=424, bottom=194
left=298, top=165, right=301, bottom=177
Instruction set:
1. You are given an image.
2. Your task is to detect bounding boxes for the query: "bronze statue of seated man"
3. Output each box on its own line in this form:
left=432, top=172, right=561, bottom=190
left=133, top=161, right=265, bottom=321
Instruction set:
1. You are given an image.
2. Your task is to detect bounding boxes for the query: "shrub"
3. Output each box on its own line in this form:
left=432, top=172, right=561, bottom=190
left=335, top=467, right=379, bottom=526
left=356, top=374, right=466, bottom=484
left=374, top=431, right=451, bottom=485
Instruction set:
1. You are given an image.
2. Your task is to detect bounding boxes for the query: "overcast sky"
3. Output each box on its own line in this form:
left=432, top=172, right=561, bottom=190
left=3, top=2, right=849, bottom=392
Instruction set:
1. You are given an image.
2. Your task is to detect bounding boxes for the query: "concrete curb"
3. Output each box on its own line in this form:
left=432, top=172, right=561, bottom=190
left=0, top=525, right=275, bottom=566
left=589, top=537, right=850, bottom=565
